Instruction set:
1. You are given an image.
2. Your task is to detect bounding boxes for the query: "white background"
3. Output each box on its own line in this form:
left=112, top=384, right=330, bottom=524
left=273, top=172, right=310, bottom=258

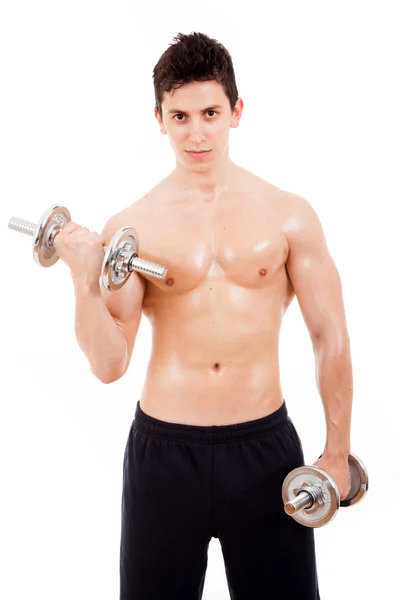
left=1, top=1, right=399, bottom=598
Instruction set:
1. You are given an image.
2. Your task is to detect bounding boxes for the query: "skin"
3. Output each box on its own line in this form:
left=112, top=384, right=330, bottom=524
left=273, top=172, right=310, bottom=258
left=99, top=80, right=353, bottom=499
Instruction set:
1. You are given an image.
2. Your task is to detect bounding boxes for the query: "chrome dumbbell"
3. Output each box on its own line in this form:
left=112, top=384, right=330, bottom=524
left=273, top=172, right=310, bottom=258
left=281, top=453, right=369, bottom=528
left=8, top=204, right=168, bottom=291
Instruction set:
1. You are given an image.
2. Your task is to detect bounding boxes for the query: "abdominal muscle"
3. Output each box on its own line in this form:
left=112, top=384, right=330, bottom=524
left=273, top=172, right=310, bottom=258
left=139, top=281, right=287, bottom=426
left=140, top=356, right=284, bottom=426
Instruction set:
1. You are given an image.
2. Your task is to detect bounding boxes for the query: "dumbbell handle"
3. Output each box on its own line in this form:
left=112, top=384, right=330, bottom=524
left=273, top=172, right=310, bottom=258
left=8, top=216, right=167, bottom=280
left=284, top=490, right=314, bottom=516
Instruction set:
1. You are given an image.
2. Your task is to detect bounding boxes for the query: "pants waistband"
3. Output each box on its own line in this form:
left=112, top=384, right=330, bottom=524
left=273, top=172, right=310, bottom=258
left=133, top=399, right=289, bottom=443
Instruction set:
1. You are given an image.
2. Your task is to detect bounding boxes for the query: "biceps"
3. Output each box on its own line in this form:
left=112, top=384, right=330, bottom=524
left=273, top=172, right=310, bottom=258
left=286, top=247, right=348, bottom=345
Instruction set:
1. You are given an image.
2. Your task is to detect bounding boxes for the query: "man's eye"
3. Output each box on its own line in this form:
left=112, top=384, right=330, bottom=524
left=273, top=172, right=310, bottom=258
left=173, top=111, right=217, bottom=122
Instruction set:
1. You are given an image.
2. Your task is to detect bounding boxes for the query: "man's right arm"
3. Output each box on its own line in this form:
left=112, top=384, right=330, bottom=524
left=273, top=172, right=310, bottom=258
left=74, top=208, right=146, bottom=383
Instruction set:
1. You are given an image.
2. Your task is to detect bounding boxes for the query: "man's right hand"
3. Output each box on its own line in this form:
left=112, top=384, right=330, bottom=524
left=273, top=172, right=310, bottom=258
left=53, top=221, right=105, bottom=291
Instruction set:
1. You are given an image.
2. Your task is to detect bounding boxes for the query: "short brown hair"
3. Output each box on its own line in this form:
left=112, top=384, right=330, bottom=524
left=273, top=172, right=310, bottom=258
left=153, top=32, right=239, bottom=120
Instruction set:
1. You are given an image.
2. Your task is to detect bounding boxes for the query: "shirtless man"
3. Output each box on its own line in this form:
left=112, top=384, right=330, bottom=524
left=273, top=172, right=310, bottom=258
left=55, top=32, right=353, bottom=599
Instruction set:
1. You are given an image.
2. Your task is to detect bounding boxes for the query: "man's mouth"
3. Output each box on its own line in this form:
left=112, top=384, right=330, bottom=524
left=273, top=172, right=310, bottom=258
left=186, top=150, right=212, bottom=158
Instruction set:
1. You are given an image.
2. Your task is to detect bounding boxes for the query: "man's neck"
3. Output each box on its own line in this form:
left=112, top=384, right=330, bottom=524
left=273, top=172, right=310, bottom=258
left=170, top=157, right=237, bottom=199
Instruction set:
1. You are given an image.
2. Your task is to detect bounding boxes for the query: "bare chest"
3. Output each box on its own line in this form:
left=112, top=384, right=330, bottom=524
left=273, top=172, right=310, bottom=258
left=131, top=192, right=290, bottom=301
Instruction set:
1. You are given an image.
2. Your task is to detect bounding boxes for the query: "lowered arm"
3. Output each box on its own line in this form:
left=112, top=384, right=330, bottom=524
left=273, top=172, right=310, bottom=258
left=284, top=193, right=353, bottom=458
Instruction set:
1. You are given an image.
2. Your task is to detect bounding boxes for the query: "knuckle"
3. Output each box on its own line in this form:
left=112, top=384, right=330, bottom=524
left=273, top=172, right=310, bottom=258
left=88, top=236, right=101, bottom=246
left=66, top=221, right=79, bottom=231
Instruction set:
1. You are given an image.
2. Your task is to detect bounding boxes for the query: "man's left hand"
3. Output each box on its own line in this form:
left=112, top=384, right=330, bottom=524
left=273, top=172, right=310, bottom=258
left=312, top=454, right=351, bottom=501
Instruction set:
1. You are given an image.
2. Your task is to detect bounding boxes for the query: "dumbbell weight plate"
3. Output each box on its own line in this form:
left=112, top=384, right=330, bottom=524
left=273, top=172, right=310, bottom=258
left=282, top=465, right=340, bottom=528
left=340, top=453, right=369, bottom=507
left=101, top=226, right=139, bottom=291
left=316, top=452, right=369, bottom=507
left=33, top=205, right=71, bottom=267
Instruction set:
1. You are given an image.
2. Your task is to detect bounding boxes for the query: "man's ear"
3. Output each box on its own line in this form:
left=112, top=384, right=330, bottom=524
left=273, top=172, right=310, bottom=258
left=154, top=107, right=167, bottom=134
left=231, top=97, right=244, bottom=129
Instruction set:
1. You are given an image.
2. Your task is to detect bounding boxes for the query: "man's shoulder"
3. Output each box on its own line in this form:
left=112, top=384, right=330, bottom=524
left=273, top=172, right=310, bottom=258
left=102, top=179, right=174, bottom=238
left=278, top=190, right=319, bottom=221
left=109, top=186, right=161, bottom=222
left=100, top=196, right=150, bottom=242
left=129, top=177, right=174, bottom=210
left=250, top=182, right=322, bottom=247
left=276, top=190, right=324, bottom=246
left=236, top=168, right=306, bottom=208
left=261, top=184, right=318, bottom=218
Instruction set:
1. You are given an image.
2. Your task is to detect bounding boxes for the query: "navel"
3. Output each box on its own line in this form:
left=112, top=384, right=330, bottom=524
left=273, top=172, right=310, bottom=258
left=212, top=363, right=221, bottom=372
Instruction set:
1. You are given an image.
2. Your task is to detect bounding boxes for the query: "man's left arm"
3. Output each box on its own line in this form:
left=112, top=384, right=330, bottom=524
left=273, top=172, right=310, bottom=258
left=284, top=193, right=353, bottom=497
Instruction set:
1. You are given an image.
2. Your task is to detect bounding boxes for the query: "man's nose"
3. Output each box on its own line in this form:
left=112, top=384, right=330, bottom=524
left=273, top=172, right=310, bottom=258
left=190, top=134, right=205, bottom=145
left=189, top=122, right=206, bottom=144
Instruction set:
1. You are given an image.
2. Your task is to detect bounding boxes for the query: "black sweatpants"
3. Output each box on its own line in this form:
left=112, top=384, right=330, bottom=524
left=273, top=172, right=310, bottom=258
left=120, top=399, right=320, bottom=599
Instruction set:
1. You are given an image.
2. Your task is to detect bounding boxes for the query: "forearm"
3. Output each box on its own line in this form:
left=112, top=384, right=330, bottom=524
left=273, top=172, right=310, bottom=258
left=74, top=282, right=128, bottom=382
left=313, top=332, right=353, bottom=457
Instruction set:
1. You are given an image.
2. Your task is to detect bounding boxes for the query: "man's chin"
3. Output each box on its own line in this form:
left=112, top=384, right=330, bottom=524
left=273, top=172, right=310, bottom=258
left=183, top=153, right=214, bottom=167
left=186, top=163, right=212, bottom=173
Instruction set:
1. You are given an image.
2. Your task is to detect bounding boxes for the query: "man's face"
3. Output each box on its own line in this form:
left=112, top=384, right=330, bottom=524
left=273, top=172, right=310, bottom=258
left=155, top=80, right=243, bottom=172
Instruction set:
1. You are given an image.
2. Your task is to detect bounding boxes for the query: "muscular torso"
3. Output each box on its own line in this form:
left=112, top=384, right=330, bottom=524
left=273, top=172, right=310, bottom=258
left=124, top=166, right=296, bottom=425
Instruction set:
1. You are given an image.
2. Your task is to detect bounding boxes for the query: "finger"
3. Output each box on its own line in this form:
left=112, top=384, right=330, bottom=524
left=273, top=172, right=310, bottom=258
left=70, top=227, right=90, bottom=236
left=53, top=222, right=81, bottom=246
left=57, top=221, right=82, bottom=235
left=88, top=233, right=105, bottom=244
